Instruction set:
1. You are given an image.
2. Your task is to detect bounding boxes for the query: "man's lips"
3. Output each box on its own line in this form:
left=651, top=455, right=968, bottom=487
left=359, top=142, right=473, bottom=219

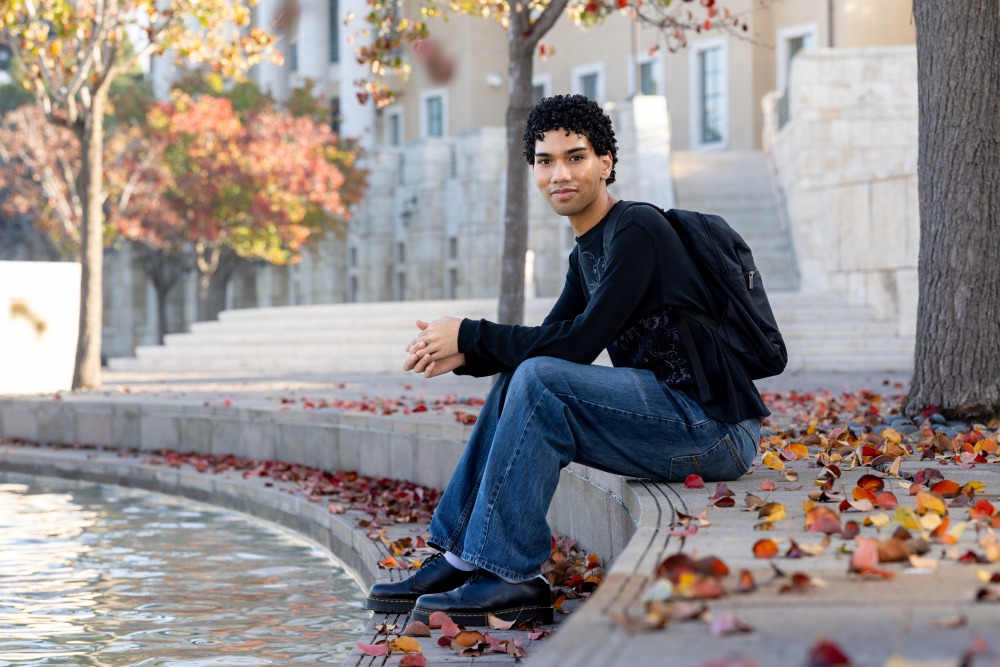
left=550, top=188, right=576, bottom=201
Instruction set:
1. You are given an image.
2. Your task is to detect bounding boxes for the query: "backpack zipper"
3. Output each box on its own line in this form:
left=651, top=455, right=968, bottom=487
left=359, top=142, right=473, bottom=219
left=748, top=270, right=756, bottom=290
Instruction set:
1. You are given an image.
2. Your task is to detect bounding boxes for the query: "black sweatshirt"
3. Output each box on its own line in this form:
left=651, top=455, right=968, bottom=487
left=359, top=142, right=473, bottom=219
left=455, top=202, right=769, bottom=422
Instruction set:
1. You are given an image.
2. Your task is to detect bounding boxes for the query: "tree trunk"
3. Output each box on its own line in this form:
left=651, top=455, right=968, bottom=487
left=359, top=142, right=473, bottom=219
left=904, top=1, right=1000, bottom=420
left=134, top=243, right=188, bottom=345
left=72, top=92, right=107, bottom=390
left=196, top=243, right=239, bottom=322
left=496, top=45, right=534, bottom=326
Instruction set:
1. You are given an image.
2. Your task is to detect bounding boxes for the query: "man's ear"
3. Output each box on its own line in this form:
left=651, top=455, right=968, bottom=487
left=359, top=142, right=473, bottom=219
left=600, top=153, right=613, bottom=180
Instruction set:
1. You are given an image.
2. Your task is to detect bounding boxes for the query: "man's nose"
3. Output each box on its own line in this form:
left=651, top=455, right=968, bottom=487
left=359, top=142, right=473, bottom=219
left=551, top=160, right=571, bottom=182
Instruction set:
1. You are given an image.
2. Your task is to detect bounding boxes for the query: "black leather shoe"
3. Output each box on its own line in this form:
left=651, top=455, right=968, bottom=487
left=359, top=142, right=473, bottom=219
left=363, top=552, right=473, bottom=613
left=410, top=570, right=553, bottom=626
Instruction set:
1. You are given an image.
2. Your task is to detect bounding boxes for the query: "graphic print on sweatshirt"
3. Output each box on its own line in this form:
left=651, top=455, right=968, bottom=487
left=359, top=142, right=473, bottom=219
left=579, top=251, right=607, bottom=295
left=611, top=307, right=693, bottom=385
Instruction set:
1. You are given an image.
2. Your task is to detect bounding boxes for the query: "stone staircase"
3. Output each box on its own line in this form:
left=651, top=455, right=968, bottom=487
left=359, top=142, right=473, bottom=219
left=107, top=293, right=915, bottom=374
left=672, top=150, right=799, bottom=292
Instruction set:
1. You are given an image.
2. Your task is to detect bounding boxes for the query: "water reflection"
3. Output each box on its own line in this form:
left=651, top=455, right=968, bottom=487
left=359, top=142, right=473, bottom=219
left=0, top=474, right=367, bottom=666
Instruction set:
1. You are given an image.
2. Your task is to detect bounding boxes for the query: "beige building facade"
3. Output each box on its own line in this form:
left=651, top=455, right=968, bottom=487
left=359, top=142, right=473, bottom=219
left=103, top=0, right=919, bottom=359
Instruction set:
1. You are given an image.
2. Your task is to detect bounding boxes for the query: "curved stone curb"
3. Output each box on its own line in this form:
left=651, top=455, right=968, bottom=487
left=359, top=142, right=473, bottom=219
left=0, top=443, right=386, bottom=590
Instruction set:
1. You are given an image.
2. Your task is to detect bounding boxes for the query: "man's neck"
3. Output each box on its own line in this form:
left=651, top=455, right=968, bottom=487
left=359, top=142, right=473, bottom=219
left=568, top=191, right=617, bottom=237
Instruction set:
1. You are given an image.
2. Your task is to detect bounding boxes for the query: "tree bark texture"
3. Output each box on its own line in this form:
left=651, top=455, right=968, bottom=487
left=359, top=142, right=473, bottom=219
left=134, top=243, right=188, bottom=344
left=71, top=92, right=106, bottom=390
left=905, top=0, right=1000, bottom=419
left=496, top=46, right=534, bottom=326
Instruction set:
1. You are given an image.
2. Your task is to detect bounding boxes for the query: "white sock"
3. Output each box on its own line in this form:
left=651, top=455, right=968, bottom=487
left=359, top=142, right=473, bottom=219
left=497, top=573, right=547, bottom=584
left=444, top=551, right=475, bottom=572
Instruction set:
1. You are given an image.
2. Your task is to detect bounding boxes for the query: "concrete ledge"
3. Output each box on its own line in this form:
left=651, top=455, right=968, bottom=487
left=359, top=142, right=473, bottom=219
left=0, top=394, right=636, bottom=570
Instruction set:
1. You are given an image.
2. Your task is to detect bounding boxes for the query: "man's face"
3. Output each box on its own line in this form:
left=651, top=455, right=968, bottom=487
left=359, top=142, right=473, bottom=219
left=532, top=129, right=612, bottom=218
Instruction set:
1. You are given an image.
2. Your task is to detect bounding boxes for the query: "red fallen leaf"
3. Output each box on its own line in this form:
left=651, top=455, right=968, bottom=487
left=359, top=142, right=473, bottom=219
left=736, top=569, right=756, bottom=593
left=753, top=538, right=779, bottom=559
left=437, top=636, right=452, bottom=648
left=356, top=641, right=389, bottom=656
left=842, top=520, right=860, bottom=540
left=656, top=553, right=697, bottom=582
left=785, top=540, right=803, bottom=559
left=402, top=621, right=431, bottom=637
left=875, top=492, right=899, bottom=510
left=857, top=474, right=885, bottom=494
left=412, top=404, right=428, bottom=413
left=714, top=497, right=737, bottom=508
left=759, top=480, right=778, bottom=492
left=710, top=483, right=735, bottom=500
left=528, top=627, right=553, bottom=640
left=695, top=556, right=729, bottom=579
left=805, top=507, right=843, bottom=535
left=851, top=536, right=879, bottom=571
left=684, top=474, right=705, bottom=489
left=399, top=655, right=428, bottom=667
left=931, top=479, right=961, bottom=498
left=971, top=498, right=997, bottom=521
left=685, top=578, right=727, bottom=599
left=779, top=572, right=813, bottom=594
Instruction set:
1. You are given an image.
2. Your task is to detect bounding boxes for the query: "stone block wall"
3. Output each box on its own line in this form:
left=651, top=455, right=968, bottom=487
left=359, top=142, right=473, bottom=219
left=101, top=98, right=675, bottom=358
left=764, top=46, right=919, bottom=337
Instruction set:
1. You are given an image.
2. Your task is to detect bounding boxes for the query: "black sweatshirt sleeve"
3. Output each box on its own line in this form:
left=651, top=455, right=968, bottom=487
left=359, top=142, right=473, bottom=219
left=457, top=217, right=659, bottom=367
left=542, top=251, right=586, bottom=326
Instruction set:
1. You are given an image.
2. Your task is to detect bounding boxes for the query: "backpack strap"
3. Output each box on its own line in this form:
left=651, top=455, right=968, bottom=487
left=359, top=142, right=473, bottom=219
left=603, top=200, right=714, bottom=405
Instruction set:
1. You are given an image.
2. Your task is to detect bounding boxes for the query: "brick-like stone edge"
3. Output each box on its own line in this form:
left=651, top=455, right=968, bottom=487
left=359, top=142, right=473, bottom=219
left=0, top=395, right=639, bottom=579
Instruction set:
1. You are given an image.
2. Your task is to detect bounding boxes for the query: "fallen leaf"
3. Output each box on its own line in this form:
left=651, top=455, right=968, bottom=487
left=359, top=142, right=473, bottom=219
left=709, top=611, right=754, bottom=637
left=929, top=614, right=966, bottom=629
left=758, top=502, right=787, bottom=523
left=753, top=538, right=779, bottom=559
left=744, top=493, right=767, bottom=510
left=389, top=637, right=422, bottom=653
left=403, top=621, right=431, bottom=637
left=807, top=638, right=852, bottom=667
left=915, top=492, right=948, bottom=516
left=378, top=556, right=399, bottom=568
left=759, top=480, right=778, bottom=492
left=356, top=641, right=389, bottom=656
left=930, top=479, right=961, bottom=498
left=763, top=451, right=785, bottom=470
left=876, top=492, right=899, bottom=510
left=784, top=470, right=800, bottom=482
left=857, top=474, right=885, bottom=494
left=805, top=507, right=843, bottom=535
left=971, top=498, right=997, bottom=521
left=528, top=627, right=553, bottom=640
left=685, top=474, right=705, bottom=489
left=779, top=572, right=814, bottom=594
left=736, top=569, right=756, bottom=593
left=487, top=614, right=515, bottom=631
left=399, top=655, right=428, bottom=667
left=851, top=536, right=879, bottom=571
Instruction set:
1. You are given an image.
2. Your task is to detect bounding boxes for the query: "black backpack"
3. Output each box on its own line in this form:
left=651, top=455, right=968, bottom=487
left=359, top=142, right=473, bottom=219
left=604, top=201, right=787, bottom=401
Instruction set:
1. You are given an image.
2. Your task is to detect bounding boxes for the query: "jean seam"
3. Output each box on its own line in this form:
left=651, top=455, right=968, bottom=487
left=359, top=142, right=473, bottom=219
left=554, top=392, right=713, bottom=428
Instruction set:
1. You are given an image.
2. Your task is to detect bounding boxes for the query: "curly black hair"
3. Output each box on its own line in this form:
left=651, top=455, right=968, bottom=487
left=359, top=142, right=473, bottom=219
left=523, top=94, right=618, bottom=186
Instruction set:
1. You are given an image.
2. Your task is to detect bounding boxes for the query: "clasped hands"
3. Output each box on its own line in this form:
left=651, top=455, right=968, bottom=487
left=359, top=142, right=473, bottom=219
left=403, top=316, right=464, bottom=378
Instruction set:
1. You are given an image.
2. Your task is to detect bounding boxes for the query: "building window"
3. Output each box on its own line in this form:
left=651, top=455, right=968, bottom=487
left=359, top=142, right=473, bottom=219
left=690, top=38, right=727, bottom=149
left=350, top=246, right=357, bottom=268
left=384, top=107, right=402, bottom=146
left=330, top=97, right=340, bottom=134
left=290, top=39, right=298, bottom=72
left=571, top=63, right=605, bottom=104
left=776, top=23, right=819, bottom=91
left=397, top=242, right=406, bottom=264
left=329, top=0, right=339, bottom=63
left=421, top=90, right=447, bottom=139
left=531, top=74, right=551, bottom=106
left=448, top=268, right=459, bottom=300
left=349, top=276, right=358, bottom=303
left=639, top=61, right=657, bottom=95
left=448, top=237, right=458, bottom=260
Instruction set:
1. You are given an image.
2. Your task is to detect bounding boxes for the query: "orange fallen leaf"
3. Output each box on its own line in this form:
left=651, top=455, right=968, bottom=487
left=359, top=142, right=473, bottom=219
left=762, top=451, right=785, bottom=470
left=378, top=556, right=399, bottom=568
left=753, top=538, right=779, bottom=559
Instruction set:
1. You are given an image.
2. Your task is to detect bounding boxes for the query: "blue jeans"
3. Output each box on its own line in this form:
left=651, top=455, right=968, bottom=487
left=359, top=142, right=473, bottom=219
left=427, top=357, right=760, bottom=581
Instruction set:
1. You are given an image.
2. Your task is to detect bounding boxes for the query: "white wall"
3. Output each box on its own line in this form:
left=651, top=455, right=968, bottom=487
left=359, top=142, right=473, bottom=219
left=764, top=46, right=919, bottom=337
left=0, top=261, right=81, bottom=394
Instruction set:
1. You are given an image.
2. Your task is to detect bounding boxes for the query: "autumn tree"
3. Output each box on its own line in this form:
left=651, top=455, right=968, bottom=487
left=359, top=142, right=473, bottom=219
left=139, top=91, right=365, bottom=322
left=0, top=0, right=279, bottom=389
left=355, top=0, right=741, bottom=325
left=904, top=1, right=1000, bottom=419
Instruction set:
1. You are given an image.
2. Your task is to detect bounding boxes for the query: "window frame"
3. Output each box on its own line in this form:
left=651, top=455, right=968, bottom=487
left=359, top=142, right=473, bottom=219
left=571, top=62, right=605, bottom=104
left=776, top=22, right=819, bottom=92
left=420, top=88, right=448, bottom=139
left=688, top=37, right=729, bottom=151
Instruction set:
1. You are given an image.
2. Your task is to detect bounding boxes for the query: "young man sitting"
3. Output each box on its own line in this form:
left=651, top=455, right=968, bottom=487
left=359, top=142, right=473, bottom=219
left=363, top=94, right=779, bottom=626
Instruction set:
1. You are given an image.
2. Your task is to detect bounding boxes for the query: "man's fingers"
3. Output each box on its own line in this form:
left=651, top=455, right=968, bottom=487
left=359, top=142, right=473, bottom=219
left=416, top=319, right=430, bottom=330
left=423, top=360, right=436, bottom=378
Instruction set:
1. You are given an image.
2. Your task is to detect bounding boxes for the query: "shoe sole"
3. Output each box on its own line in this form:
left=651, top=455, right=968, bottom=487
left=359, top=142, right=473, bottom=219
left=410, top=604, right=553, bottom=627
left=363, top=596, right=417, bottom=614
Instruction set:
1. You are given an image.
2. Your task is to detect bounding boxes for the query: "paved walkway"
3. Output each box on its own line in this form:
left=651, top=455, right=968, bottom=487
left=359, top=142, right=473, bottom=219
left=9, top=367, right=1000, bottom=666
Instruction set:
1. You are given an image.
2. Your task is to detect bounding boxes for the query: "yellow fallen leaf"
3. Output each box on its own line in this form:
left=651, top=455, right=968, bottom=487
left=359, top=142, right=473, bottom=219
left=783, top=443, right=809, bottom=460
left=758, top=502, right=787, bottom=523
left=908, top=554, right=940, bottom=570
left=881, top=428, right=902, bottom=445
left=864, top=512, right=892, bottom=530
left=882, top=652, right=954, bottom=667
left=802, top=499, right=816, bottom=513
left=915, top=492, right=948, bottom=517
left=389, top=636, right=423, bottom=653
left=961, top=481, right=986, bottom=495
left=895, top=507, right=921, bottom=531
left=763, top=451, right=785, bottom=470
